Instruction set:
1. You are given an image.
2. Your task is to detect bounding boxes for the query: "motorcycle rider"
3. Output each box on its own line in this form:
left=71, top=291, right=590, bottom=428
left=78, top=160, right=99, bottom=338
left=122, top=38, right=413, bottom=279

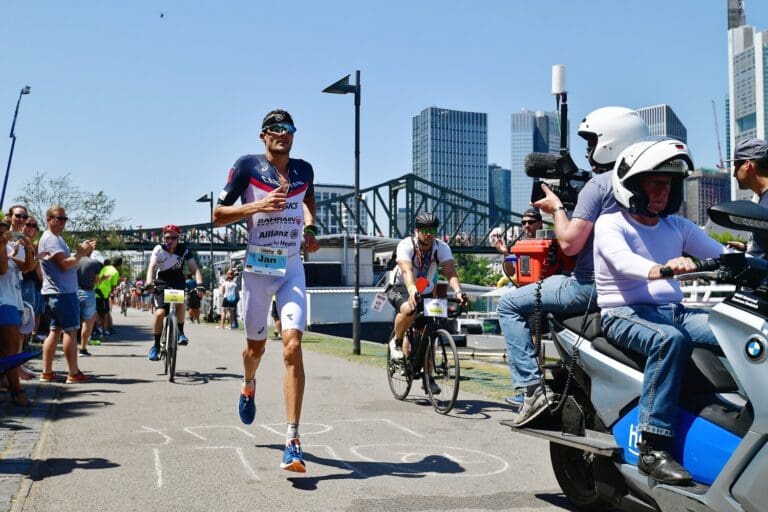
left=498, top=107, right=649, bottom=423
left=594, top=138, right=729, bottom=485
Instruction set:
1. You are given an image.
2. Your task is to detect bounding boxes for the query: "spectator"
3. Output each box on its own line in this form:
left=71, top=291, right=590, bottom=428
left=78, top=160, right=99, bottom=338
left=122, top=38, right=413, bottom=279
left=219, top=270, right=237, bottom=329
left=21, top=215, right=44, bottom=343
left=727, top=138, right=768, bottom=257
left=38, top=206, right=94, bottom=383
left=76, top=244, right=102, bottom=356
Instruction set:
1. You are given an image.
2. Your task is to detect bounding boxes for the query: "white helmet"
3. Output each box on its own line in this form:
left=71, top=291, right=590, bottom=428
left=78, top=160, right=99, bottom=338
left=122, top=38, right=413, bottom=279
left=578, top=107, right=650, bottom=172
left=612, top=138, right=693, bottom=218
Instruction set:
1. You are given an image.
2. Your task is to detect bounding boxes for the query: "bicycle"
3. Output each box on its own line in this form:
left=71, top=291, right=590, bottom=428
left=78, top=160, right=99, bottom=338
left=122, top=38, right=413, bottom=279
left=157, top=288, right=184, bottom=382
left=120, top=289, right=130, bottom=316
left=386, top=296, right=463, bottom=414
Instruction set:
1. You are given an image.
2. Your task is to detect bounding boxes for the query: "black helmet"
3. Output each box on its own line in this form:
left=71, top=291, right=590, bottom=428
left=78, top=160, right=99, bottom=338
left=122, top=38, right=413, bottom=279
left=415, top=212, right=440, bottom=229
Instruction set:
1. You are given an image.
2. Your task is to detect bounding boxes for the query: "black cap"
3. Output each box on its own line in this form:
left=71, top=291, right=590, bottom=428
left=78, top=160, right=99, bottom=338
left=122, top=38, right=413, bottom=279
left=262, top=109, right=295, bottom=130
left=522, top=208, right=542, bottom=221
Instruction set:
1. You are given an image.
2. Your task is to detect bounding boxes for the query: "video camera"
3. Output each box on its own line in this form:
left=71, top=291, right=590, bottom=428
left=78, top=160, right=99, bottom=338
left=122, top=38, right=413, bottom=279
left=524, top=151, right=591, bottom=211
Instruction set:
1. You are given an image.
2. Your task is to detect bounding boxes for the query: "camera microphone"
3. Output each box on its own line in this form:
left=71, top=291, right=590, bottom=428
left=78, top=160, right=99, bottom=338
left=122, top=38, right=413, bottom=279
left=524, top=152, right=579, bottom=179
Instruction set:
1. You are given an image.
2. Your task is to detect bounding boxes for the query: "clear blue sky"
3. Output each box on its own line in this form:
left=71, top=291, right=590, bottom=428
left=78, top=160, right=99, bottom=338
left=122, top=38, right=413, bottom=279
left=2, top=0, right=768, bottom=228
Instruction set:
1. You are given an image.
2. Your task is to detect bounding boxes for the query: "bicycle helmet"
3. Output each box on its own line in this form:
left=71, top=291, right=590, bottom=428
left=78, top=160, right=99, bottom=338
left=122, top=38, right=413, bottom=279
left=414, top=212, right=440, bottom=229
left=162, top=224, right=181, bottom=235
left=578, top=107, right=649, bottom=172
left=612, top=138, right=693, bottom=218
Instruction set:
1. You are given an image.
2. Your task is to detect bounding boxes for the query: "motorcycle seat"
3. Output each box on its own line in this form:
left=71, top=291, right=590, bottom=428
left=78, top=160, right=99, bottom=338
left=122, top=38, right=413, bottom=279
left=551, top=312, right=739, bottom=395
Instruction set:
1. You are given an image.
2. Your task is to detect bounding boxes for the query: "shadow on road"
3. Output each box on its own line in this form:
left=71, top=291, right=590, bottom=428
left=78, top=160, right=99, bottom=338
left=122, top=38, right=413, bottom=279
left=257, top=443, right=464, bottom=490
left=0, top=457, right=120, bottom=481
left=170, top=369, right=243, bottom=385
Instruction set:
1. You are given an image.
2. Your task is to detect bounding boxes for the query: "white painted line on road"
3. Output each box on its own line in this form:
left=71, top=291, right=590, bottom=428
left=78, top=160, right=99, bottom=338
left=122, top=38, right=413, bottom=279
left=259, top=422, right=332, bottom=437
left=139, top=426, right=173, bottom=445
left=192, top=446, right=260, bottom=481
left=336, top=418, right=424, bottom=438
left=153, top=448, right=163, bottom=488
left=183, top=425, right=257, bottom=440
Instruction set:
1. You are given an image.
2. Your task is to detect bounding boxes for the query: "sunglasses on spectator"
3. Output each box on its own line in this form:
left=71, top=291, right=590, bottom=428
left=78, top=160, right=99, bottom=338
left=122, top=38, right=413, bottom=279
left=13, top=213, right=29, bottom=219
left=54, top=216, right=68, bottom=222
left=419, top=227, right=437, bottom=235
left=164, top=235, right=179, bottom=240
left=25, top=223, right=38, bottom=228
left=521, top=219, right=540, bottom=225
left=263, top=123, right=296, bottom=135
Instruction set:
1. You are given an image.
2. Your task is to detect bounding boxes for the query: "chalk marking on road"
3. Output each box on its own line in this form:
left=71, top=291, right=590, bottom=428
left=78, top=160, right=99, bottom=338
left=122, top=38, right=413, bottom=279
left=191, top=446, right=260, bottom=481
left=183, top=425, right=257, bottom=441
left=259, top=422, right=332, bottom=437
left=304, top=444, right=367, bottom=477
left=153, top=448, right=163, bottom=488
left=336, top=418, right=423, bottom=438
left=138, top=426, right=173, bottom=446
left=350, top=444, right=510, bottom=477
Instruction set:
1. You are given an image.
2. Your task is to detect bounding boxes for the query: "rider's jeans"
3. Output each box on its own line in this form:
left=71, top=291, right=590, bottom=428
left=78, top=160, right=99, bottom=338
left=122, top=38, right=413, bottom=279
left=601, top=303, right=717, bottom=437
left=497, top=275, right=596, bottom=390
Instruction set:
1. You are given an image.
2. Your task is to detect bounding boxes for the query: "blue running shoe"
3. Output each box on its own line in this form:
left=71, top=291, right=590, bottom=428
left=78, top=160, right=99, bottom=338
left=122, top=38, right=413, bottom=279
left=148, top=346, right=160, bottom=361
left=178, top=334, right=189, bottom=346
left=280, top=438, right=306, bottom=472
left=238, top=386, right=256, bottom=425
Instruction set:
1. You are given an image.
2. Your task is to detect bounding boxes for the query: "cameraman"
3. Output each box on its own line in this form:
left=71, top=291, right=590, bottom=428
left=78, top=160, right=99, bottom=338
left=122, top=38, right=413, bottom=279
left=497, top=107, right=649, bottom=424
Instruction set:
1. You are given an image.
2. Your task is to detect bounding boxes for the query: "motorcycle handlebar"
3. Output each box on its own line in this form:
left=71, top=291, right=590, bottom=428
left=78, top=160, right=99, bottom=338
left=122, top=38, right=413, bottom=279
left=659, top=258, right=720, bottom=279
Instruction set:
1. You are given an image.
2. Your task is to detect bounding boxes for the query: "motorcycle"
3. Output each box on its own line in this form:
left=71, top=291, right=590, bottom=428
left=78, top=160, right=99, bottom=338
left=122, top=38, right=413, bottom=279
left=504, top=200, right=768, bottom=512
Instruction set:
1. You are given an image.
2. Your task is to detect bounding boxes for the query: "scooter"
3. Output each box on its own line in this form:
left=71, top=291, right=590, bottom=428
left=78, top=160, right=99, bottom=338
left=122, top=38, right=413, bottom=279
left=503, top=200, right=768, bottom=512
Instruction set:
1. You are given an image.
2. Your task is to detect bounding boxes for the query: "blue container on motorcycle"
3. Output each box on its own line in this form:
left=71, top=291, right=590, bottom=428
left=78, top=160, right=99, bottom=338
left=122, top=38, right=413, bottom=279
left=612, top=406, right=741, bottom=485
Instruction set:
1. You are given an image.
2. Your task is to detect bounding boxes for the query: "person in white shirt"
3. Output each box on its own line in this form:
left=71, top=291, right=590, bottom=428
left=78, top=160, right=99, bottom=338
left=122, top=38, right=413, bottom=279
left=594, top=138, right=728, bottom=485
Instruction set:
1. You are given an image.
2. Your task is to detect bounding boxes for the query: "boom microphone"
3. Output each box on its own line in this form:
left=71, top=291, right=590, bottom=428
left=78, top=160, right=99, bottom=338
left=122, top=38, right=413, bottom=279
left=524, top=152, right=579, bottom=179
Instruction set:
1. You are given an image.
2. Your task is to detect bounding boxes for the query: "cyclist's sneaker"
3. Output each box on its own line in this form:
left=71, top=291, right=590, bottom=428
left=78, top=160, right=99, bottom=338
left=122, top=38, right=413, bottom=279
left=88, top=338, right=102, bottom=346
left=66, top=371, right=90, bottom=384
left=178, top=334, right=189, bottom=346
left=423, top=378, right=441, bottom=395
left=238, top=383, right=256, bottom=425
left=512, top=385, right=552, bottom=427
left=79, top=348, right=91, bottom=357
left=148, top=346, right=160, bottom=361
left=388, top=338, right=403, bottom=360
left=280, top=438, right=306, bottom=473
left=39, top=372, right=57, bottom=383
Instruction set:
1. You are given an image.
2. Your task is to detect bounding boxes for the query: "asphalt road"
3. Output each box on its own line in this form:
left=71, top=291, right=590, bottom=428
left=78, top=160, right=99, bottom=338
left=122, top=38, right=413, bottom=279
left=4, top=309, right=577, bottom=512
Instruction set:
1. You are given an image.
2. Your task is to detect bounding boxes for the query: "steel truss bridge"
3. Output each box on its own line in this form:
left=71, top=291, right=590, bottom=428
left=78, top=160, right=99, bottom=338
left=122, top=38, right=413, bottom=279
left=74, top=174, right=531, bottom=254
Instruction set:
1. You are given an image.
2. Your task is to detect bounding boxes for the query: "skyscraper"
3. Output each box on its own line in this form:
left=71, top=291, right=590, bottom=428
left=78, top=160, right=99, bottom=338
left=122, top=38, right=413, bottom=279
left=683, top=168, right=731, bottom=226
left=412, top=106, right=488, bottom=236
left=637, top=104, right=688, bottom=143
left=727, top=0, right=768, bottom=200
left=510, top=110, right=563, bottom=215
left=314, top=183, right=369, bottom=235
left=488, top=163, right=511, bottom=222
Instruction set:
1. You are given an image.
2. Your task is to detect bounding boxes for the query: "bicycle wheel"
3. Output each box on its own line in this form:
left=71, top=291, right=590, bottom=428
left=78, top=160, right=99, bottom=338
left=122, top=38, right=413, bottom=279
left=166, top=318, right=179, bottom=382
left=161, top=323, right=169, bottom=376
left=425, top=328, right=460, bottom=414
left=386, top=330, right=412, bottom=400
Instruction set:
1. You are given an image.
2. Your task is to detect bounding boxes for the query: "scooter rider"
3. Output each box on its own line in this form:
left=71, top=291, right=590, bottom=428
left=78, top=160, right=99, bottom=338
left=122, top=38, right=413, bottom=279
left=497, top=107, right=649, bottom=423
left=594, top=138, right=729, bottom=485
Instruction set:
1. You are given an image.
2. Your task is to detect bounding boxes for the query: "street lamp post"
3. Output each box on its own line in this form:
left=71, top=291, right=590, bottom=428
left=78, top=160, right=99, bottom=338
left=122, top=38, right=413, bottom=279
left=196, top=192, right=215, bottom=322
left=1, top=85, right=31, bottom=212
left=323, top=71, right=361, bottom=355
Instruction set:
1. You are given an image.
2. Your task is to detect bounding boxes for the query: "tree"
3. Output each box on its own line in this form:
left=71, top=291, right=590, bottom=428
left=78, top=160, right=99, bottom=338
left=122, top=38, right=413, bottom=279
left=13, top=171, right=125, bottom=234
left=452, top=254, right=501, bottom=287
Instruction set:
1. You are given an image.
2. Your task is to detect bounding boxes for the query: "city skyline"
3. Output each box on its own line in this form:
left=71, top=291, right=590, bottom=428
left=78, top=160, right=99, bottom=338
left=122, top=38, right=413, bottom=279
left=2, top=1, right=768, bottom=227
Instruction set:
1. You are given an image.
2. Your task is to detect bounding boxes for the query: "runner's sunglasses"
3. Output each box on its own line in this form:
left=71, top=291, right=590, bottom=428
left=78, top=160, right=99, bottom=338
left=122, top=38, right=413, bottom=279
left=263, top=123, right=297, bottom=135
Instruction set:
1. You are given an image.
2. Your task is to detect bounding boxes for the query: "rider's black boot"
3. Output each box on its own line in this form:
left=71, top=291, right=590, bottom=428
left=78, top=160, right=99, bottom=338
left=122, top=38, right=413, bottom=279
left=637, top=435, right=692, bottom=486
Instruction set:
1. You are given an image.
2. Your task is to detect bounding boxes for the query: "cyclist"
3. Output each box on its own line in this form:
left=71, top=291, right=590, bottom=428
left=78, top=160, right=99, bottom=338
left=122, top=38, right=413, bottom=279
left=386, top=212, right=468, bottom=394
left=213, top=109, right=320, bottom=472
left=145, top=225, right=203, bottom=361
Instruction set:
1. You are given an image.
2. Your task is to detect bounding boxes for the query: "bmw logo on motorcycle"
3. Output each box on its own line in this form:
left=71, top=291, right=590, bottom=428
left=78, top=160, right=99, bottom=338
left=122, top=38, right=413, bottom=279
left=745, top=337, right=765, bottom=362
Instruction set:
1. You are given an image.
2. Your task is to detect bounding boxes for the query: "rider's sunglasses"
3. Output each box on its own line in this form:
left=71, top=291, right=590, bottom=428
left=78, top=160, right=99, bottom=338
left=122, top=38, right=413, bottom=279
left=419, top=227, right=437, bottom=235
left=163, top=235, right=179, bottom=240
left=733, top=160, right=745, bottom=176
left=263, top=123, right=297, bottom=135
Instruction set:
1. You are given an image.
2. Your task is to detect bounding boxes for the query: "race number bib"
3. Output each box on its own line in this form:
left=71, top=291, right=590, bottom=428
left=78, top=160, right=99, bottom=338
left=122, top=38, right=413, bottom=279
left=163, top=289, right=185, bottom=304
left=423, top=298, right=448, bottom=318
left=244, top=245, right=287, bottom=276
